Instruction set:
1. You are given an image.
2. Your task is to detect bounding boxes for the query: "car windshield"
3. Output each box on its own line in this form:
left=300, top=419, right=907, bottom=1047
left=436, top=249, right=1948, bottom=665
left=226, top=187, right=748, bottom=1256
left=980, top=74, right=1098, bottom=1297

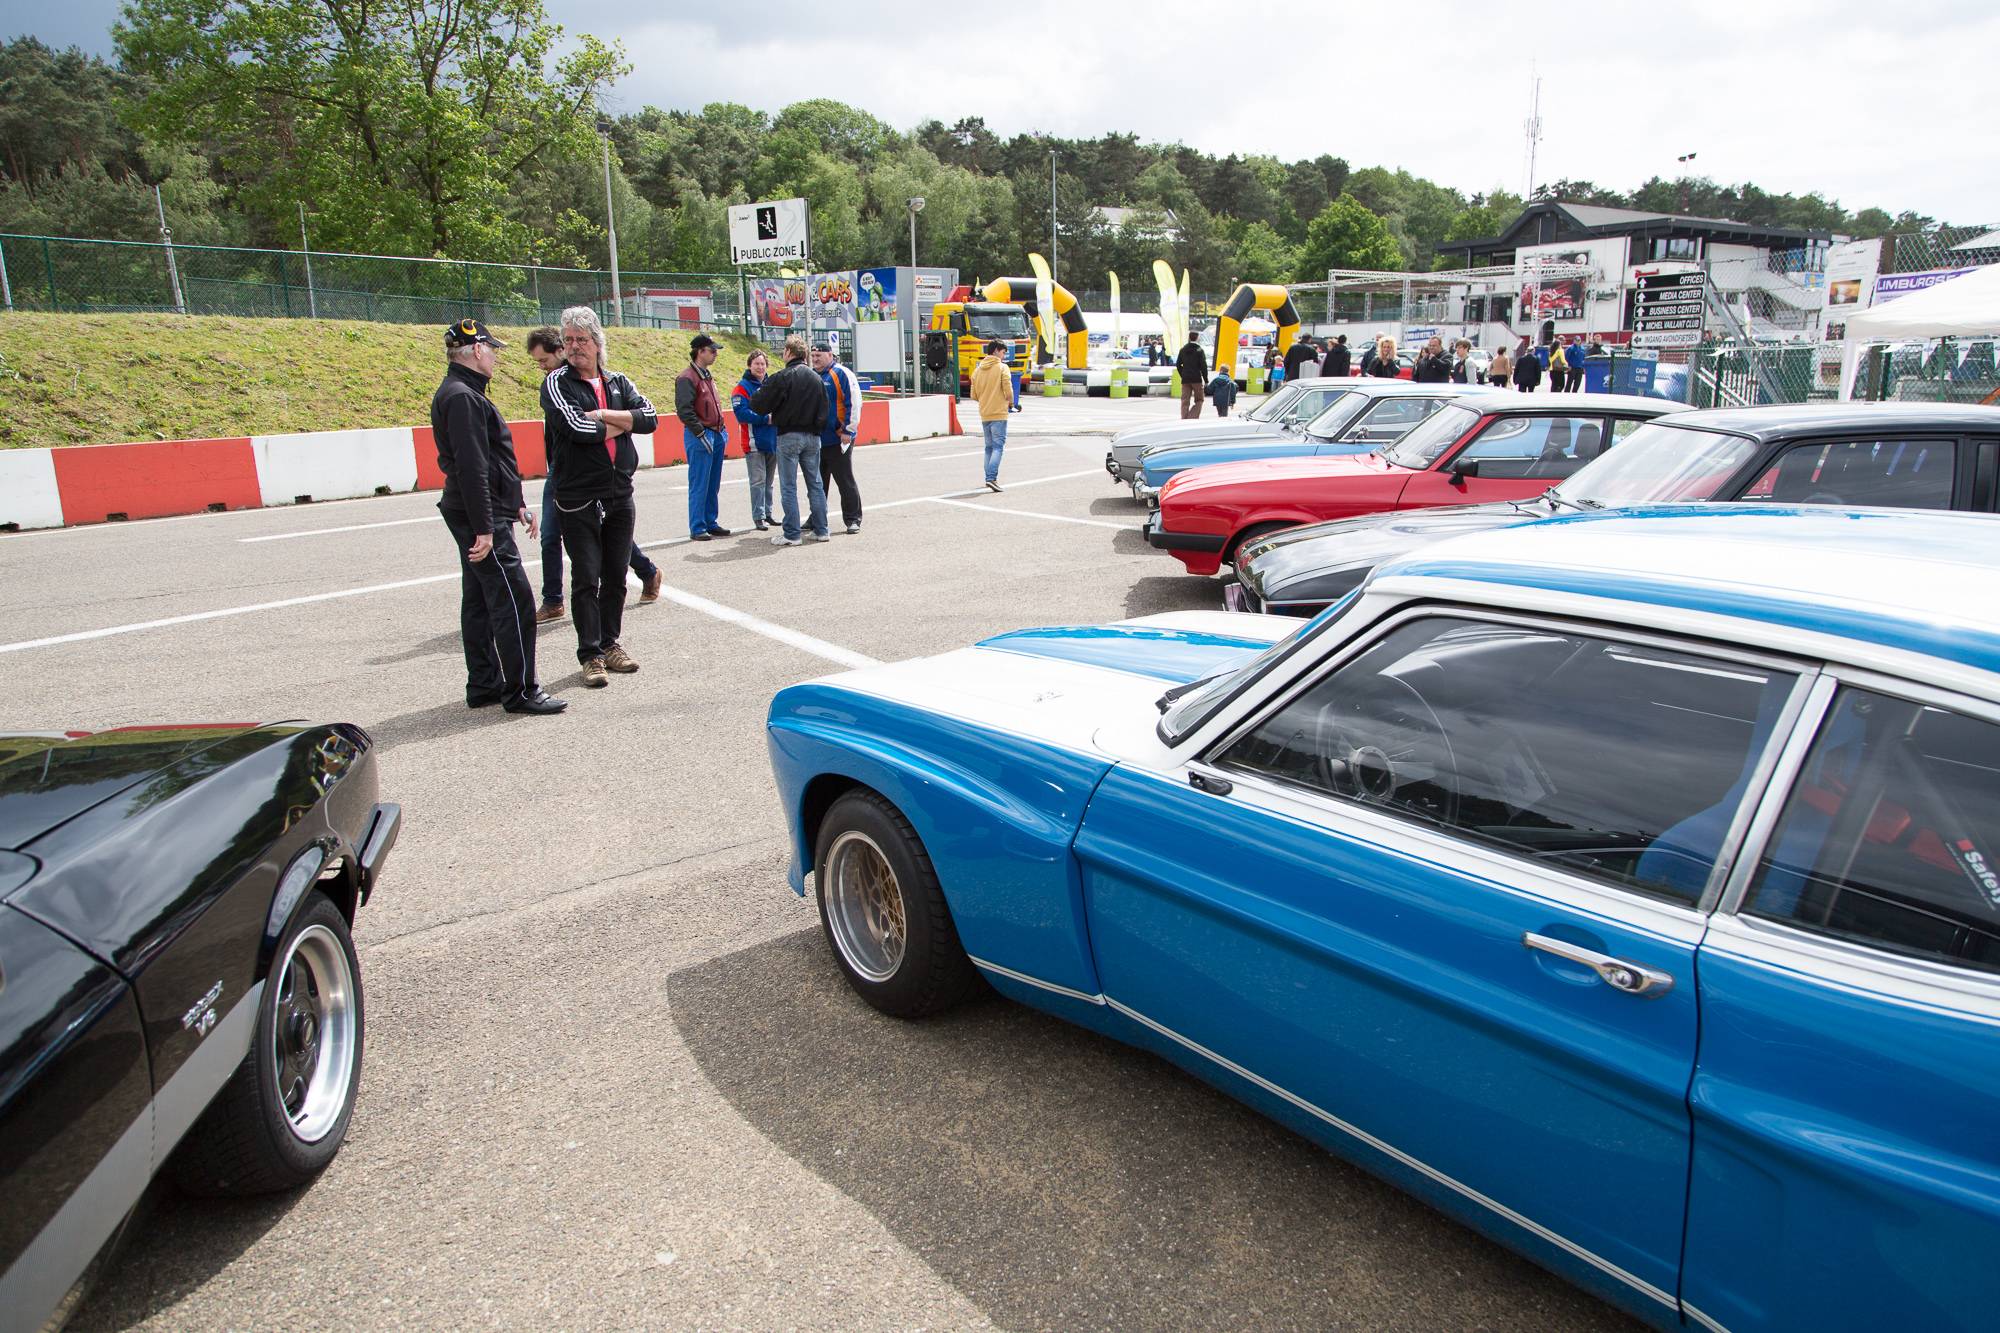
left=967, top=310, right=1030, bottom=340
left=1157, top=595, right=1360, bottom=743
left=1557, top=423, right=1761, bottom=506
left=1244, top=384, right=1304, bottom=422
left=1302, top=394, right=1370, bottom=440
left=1380, top=404, right=1483, bottom=468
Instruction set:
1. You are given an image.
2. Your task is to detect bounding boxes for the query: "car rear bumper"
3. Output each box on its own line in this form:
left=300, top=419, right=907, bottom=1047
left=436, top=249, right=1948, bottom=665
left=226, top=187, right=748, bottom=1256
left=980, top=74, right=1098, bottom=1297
left=1144, top=513, right=1227, bottom=554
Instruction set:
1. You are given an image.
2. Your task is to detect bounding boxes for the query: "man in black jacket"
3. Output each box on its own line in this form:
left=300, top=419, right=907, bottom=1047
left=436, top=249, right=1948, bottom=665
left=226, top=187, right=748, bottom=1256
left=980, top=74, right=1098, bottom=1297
left=1324, top=334, right=1352, bottom=377
left=542, top=306, right=659, bottom=687
left=1282, top=335, right=1320, bottom=383
left=1412, top=336, right=1453, bottom=383
left=431, top=319, right=564, bottom=715
left=1175, top=333, right=1207, bottom=419
left=749, top=334, right=829, bottom=546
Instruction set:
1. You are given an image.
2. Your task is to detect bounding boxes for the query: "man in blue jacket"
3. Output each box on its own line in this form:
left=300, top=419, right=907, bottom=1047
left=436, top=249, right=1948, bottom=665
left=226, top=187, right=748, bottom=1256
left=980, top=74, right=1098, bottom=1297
left=814, top=341, right=864, bottom=535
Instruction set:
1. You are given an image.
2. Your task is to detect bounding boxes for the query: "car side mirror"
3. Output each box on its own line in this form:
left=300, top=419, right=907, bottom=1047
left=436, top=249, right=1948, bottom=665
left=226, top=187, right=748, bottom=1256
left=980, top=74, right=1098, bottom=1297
left=1451, top=458, right=1481, bottom=481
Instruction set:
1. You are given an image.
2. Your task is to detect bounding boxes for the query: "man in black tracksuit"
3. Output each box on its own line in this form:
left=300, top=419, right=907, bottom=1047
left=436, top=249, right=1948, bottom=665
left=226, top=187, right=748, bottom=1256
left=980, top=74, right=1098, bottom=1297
left=1282, top=336, right=1320, bottom=383
left=541, top=311, right=659, bottom=685
left=431, top=318, right=564, bottom=715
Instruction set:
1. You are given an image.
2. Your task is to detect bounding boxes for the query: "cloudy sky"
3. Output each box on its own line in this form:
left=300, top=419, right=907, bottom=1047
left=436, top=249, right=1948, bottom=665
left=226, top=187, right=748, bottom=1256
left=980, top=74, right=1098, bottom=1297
left=9, top=0, right=1995, bottom=225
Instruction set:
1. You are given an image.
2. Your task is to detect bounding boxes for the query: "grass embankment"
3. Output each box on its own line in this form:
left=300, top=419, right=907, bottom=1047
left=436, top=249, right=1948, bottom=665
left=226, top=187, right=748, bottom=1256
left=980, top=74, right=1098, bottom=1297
left=0, top=313, right=769, bottom=448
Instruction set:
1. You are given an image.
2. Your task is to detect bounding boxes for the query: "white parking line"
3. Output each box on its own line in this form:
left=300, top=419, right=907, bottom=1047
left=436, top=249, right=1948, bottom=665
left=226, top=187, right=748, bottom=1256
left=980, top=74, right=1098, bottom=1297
left=651, top=586, right=880, bottom=670
left=927, top=498, right=1125, bottom=530
left=240, top=515, right=442, bottom=543
left=921, top=443, right=1055, bottom=461
left=0, top=466, right=1110, bottom=656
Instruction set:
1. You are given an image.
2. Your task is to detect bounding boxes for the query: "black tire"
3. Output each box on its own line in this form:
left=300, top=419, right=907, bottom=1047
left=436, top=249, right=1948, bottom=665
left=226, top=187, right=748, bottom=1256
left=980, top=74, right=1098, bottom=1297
left=1226, top=521, right=1292, bottom=564
left=815, top=789, right=984, bottom=1018
left=172, top=893, right=364, bottom=1195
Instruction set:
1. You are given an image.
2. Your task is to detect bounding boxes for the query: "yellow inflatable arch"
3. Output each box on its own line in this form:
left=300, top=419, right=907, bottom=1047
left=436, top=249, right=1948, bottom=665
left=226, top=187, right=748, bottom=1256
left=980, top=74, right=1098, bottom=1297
left=981, top=277, right=1089, bottom=370
left=1214, top=283, right=1302, bottom=376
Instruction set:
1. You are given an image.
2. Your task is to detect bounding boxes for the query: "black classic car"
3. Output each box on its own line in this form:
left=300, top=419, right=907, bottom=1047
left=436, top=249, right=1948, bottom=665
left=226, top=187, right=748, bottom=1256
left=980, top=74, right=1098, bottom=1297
left=1229, top=403, right=2000, bottom=616
left=0, top=722, right=398, bottom=1327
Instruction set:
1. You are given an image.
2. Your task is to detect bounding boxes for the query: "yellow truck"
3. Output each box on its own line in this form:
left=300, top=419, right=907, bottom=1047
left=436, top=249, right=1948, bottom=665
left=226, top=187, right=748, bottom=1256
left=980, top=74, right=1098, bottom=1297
left=928, top=286, right=1036, bottom=388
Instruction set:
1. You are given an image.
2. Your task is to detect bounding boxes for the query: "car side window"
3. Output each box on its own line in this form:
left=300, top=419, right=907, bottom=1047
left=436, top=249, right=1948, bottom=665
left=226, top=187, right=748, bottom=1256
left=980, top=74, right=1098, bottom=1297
left=1214, top=616, right=1797, bottom=905
left=1346, top=397, right=1443, bottom=442
left=1286, top=387, right=1343, bottom=421
left=1458, top=415, right=1609, bottom=479
left=1746, top=438, right=1957, bottom=509
left=1743, top=687, right=2000, bottom=975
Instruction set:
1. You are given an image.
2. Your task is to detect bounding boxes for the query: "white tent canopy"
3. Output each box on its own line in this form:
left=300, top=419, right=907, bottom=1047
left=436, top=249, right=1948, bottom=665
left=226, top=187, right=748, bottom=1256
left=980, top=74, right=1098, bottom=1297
left=1839, top=263, right=2000, bottom=399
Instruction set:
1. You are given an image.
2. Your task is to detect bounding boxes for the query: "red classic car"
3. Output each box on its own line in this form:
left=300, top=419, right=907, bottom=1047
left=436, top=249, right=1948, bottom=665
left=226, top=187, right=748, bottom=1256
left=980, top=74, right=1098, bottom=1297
left=1144, top=393, right=1687, bottom=576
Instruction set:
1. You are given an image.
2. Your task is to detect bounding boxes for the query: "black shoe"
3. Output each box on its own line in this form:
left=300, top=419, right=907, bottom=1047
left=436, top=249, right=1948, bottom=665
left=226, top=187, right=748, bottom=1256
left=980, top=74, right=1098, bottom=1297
left=689, top=532, right=712, bottom=542
left=708, top=526, right=733, bottom=537
left=466, top=690, right=505, bottom=709
left=503, top=688, right=568, bottom=715
left=754, top=519, right=770, bottom=531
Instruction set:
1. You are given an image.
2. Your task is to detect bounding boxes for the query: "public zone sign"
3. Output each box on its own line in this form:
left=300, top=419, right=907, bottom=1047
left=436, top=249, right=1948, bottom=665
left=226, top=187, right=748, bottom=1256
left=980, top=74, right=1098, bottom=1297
left=1633, top=271, right=1708, bottom=349
left=728, top=198, right=809, bottom=266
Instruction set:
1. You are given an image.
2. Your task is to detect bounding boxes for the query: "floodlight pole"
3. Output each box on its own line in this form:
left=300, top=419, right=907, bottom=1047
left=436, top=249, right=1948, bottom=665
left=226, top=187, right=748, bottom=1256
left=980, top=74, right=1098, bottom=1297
left=599, top=119, right=624, bottom=325
left=155, top=185, right=185, bottom=315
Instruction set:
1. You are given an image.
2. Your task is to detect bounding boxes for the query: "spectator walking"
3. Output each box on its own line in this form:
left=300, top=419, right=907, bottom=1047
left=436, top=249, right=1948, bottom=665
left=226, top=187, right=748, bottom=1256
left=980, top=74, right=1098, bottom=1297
left=751, top=334, right=829, bottom=546
left=1565, top=337, right=1589, bottom=391
left=814, top=341, right=864, bottom=534
left=541, top=306, right=658, bottom=687
left=529, top=326, right=663, bottom=623
left=431, top=319, right=563, bottom=716
left=1369, top=336, right=1402, bottom=377
left=676, top=334, right=732, bottom=541
left=1412, top=336, right=1452, bottom=383
left=1323, top=334, right=1352, bottom=377
left=1450, top=339, right=1477, bottom=384
left=731, top=349, right=777, bottom=530
left=970, top=339, right=1013, bottom=492
left=1283, top=335, right=1320, bottom=383
left=1175, top=332, right=1208, bottom=419
left=1488, top=345, right=1513, bottom=390
left=1207, top=367, right=1240, bottom=417
left=1513, top=341, right=1545, bottom=393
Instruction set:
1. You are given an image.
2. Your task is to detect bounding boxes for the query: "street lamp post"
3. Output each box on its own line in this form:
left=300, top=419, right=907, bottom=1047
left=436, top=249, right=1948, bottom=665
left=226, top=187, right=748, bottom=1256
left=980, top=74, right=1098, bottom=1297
left=1675, top=151, right=1698, bottom=215
left=597, top=116, right=625, bottom=326
left=907, top=196, right=925, bottom=392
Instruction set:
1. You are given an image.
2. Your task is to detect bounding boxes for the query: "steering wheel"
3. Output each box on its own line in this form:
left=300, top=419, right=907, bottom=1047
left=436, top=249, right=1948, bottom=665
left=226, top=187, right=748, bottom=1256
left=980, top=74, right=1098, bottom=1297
left=1312, top=676, right=1461, bottom=826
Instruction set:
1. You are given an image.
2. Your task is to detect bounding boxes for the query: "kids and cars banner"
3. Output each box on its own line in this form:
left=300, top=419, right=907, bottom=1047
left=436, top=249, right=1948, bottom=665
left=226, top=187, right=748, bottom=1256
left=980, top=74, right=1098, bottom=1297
left=809, top=271, right=857, bottom=353
left=855, top=267, right=900, bottom=323
left=748, top=276, right=806, bottom=330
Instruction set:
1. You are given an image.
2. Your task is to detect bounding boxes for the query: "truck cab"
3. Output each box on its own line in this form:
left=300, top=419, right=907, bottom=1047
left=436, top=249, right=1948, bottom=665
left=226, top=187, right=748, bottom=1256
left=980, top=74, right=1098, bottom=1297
left=930, top=290, right=1035, bottom=387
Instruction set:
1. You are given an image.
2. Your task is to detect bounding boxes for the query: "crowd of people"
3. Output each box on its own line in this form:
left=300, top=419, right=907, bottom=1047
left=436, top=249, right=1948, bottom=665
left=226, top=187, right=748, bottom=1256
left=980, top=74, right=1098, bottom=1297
left=428, top=311, right=891, bottom=716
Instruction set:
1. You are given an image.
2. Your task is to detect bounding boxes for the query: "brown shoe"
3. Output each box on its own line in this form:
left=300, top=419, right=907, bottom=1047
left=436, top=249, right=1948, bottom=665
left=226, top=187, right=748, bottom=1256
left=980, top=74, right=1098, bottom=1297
left=581, top=657, right=609, bottom=687
left=639, top=570, right=663, bottom=604
left=536, top=601, right=566, bottom=624
left=603, top=645, right=639, bottom=674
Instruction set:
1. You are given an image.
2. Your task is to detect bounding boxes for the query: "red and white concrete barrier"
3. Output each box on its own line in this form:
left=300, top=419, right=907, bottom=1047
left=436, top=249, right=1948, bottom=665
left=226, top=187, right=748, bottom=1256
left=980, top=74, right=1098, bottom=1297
left=0, top=395, right=962, bottom=531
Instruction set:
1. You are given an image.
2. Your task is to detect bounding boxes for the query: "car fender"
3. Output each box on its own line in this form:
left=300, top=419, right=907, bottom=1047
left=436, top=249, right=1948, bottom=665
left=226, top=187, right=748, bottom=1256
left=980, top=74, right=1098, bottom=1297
left=769, top=683, right=1114, bottom=998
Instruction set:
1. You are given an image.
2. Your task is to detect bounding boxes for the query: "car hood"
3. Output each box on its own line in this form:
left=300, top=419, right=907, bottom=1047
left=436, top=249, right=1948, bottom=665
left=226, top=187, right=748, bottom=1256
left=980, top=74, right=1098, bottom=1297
left=1140, top=437, right=1329, bottom=482
left=1164, top=449, right=1401, bottom=501
left=1113, top=418, right=1278, bottom=461
left=801, top=612, right=1297, bottom=754
left=1247, top=501, right=1540, bottom=595
left=0, top=725, right=270, bottom=853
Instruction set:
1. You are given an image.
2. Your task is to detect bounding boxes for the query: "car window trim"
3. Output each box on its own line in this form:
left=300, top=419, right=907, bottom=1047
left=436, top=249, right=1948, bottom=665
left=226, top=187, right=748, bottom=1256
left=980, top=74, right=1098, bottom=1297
left=1194, top=601, right=1820, bottom=915
left=1973, top=439, right=1998, bottom=512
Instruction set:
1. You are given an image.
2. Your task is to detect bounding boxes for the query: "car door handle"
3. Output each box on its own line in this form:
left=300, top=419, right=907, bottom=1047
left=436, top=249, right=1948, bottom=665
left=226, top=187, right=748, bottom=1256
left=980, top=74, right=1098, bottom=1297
left=1522, top=933, right=1674, bottom=997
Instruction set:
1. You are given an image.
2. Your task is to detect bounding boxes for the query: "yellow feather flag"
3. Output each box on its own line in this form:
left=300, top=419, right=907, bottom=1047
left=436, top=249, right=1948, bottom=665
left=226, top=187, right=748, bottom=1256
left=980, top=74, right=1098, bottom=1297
left=1153, top=259, right=1179, bottom=350
left=1027, top=251, right=1061, bottom=363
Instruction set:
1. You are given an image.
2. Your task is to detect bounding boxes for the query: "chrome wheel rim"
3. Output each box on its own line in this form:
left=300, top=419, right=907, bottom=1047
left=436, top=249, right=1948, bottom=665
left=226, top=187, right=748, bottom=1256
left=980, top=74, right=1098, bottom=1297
left=271, top=923, right=357, bottom=1143
left=824, top=830, right=907, bottom=982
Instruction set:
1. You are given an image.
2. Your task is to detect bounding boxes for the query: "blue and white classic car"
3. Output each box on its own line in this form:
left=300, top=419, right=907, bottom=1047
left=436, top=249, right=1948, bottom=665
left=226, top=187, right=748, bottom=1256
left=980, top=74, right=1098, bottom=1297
left=766, top=506, right=2000, bottom=1331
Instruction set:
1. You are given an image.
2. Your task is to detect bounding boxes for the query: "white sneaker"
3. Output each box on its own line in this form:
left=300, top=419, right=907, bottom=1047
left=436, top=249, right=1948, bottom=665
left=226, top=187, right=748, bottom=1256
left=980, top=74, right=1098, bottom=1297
left=844, top=523, right=860, bottom=535
left=771, top=533, right=801, bottom=547
left=804, top=532, right=831, bottom=543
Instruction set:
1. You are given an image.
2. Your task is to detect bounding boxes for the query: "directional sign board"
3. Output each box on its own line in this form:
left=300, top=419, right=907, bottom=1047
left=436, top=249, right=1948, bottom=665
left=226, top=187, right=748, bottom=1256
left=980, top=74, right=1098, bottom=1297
left=728, top=197, right=809, bottom=266
left=1632, top=271, right=1708, bottom=348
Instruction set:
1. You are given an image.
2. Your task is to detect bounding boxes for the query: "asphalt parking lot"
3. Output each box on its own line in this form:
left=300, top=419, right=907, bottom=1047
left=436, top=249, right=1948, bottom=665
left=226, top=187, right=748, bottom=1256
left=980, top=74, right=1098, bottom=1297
left=6, top=392, right=1633, bottom=1330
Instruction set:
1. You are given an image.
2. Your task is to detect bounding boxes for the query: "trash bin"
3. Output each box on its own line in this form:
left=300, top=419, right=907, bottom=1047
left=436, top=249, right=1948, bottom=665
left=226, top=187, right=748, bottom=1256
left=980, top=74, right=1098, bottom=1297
left=1110, top=365, right=1129, bottom=399
left=1247, top=365, right=1265, bottom=395
left=1581, top=357, right=1611, bottom=393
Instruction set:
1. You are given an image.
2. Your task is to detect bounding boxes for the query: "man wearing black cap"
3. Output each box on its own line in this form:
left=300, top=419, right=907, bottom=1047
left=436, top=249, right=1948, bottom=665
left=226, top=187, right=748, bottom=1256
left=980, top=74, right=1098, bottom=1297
left=431, top=319, right=564, bottom=715
left=675, top=333, right=732, bottom=541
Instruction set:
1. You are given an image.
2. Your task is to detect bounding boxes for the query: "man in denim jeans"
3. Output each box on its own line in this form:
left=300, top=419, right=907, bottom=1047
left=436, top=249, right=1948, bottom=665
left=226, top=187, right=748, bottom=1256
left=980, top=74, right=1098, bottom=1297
left=969, top=339, right=1012, bottom=492
left=749, top=334, right=830, bottom=546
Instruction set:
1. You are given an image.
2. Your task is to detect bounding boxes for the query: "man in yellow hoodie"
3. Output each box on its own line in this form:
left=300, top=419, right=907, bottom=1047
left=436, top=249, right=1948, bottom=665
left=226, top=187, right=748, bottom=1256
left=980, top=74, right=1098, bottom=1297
left=969, top=339, right=1013, bottom=493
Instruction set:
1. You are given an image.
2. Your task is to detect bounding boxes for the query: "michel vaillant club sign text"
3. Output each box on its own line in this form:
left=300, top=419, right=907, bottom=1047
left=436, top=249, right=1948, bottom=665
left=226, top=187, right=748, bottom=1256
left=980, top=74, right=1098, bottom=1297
left=1632, top=271, right=1709, bottom=348
left=728, top=198, right=810, bottom=266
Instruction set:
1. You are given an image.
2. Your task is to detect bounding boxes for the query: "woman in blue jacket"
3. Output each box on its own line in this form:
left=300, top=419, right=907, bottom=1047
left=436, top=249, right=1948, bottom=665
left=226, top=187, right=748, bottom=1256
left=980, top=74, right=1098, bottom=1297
left=731, top=349, right=779, bottom=530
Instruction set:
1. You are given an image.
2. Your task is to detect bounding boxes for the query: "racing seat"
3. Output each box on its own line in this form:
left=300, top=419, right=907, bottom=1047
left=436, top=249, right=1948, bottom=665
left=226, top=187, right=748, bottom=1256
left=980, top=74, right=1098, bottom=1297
left=1572, top=422, right=1603, bottom=462
left=1630, top=685, right=1794, bottom=899
left=1523, top=420, right=1576, bottom=479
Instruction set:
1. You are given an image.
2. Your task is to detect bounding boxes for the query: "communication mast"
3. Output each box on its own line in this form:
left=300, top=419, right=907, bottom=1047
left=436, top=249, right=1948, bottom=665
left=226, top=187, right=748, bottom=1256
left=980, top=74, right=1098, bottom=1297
left=1522, top=71, right=1543, bottom=203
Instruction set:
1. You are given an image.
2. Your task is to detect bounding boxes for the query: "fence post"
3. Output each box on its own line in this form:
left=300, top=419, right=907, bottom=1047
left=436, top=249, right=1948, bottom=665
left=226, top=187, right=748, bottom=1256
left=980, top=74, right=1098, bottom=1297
left=0, top=237, right=12, bottom=311
left=41, top=238, right=57, bottom=309
left=278, top=251, right=293, bottom=316
left=532, top=265, right=541, bottom=319
left=464, top=262, right=474, bottom=315
left=298, top=203, right=317, bottom=319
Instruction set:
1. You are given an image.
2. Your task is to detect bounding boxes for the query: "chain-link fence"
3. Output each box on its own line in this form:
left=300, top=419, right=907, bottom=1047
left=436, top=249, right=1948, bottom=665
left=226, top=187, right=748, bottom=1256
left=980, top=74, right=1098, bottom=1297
left=0, top=232, right=754, bottom=333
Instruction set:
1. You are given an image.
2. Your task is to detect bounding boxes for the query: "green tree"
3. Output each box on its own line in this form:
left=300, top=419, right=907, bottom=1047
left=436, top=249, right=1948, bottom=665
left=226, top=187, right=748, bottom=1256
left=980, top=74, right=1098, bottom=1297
left=1295, top=195, right=1405, bottom=277
left=116, top=0, right=627, bottom=258
left=1231, top=221, right=1295, bottom=284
